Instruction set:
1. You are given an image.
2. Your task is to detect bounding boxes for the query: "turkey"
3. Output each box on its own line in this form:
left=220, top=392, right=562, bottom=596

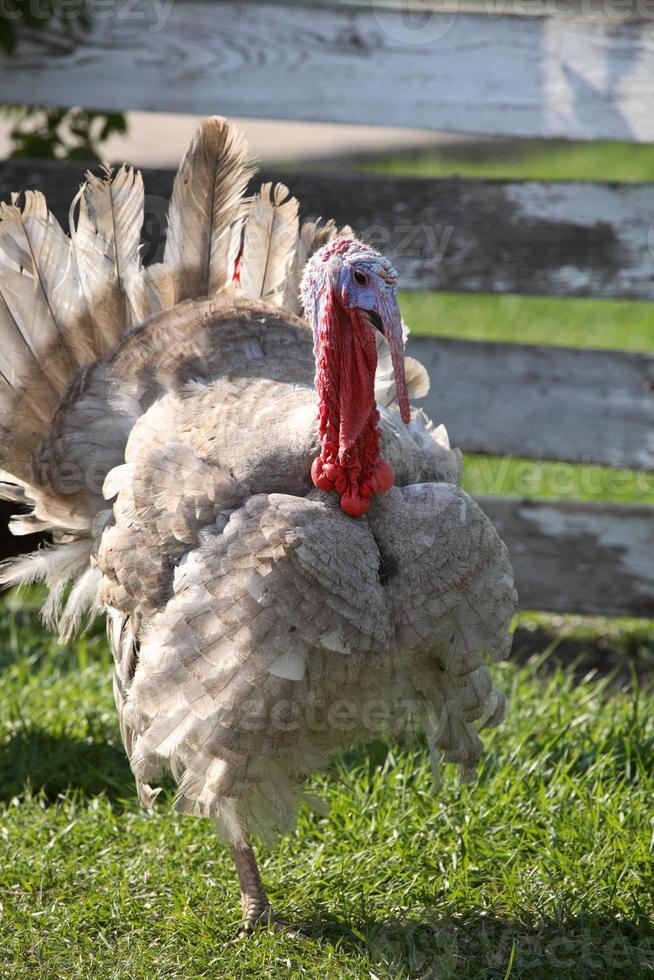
left=0, top=117, right=516, bottom=932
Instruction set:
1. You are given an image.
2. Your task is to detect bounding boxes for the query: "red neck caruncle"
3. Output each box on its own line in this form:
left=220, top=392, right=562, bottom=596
left=310, top=282, right=394, bottom=517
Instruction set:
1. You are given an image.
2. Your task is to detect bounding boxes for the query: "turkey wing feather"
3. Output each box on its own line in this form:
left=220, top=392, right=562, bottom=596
left=100, top=479, right=514, bottom=843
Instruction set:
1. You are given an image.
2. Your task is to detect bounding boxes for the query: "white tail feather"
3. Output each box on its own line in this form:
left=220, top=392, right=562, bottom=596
left=0, top=538, right=94, bottom=634
left=70, top=164, right=144, bottom=357
left=164, top=116, right=254, bottom=301
left=58, top=565, right=102, bottom=640
left=0, top=192, right=99, bottom=482
left=125, top=263, right=177, bottom=323
left=0, top=193, right=90, bottom=390
left=283, top=218, right=339, bottom=315
left=375, top=332, right=430, bottom=408
left=239, top=183, right=299, bottom=305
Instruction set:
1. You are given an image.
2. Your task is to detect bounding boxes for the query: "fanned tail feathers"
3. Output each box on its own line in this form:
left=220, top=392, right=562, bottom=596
left=125, top=263, right=177, bottom=323
left=0, top=167, right=146, bottom=489
left=0, top=167, right=146, bottom=634
left=0, top=192, right=98, bottom=483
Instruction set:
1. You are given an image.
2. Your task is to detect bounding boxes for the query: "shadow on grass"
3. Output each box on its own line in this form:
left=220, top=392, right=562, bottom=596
left=511, top=623, right=654, bottom=685
left=0, top=726, right=135, bottom=806
left=303, top=907, right=654, bottom=979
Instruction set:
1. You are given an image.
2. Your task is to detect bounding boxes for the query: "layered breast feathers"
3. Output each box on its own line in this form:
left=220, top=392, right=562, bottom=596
left=104, top=475, right=513, bottom=845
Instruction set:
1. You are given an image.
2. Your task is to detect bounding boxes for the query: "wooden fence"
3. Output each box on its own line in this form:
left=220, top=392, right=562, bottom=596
left=0, top=0, right=653, bottom=616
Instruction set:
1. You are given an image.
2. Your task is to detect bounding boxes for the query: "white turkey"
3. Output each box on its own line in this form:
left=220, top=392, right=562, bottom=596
left=0, top=117, right=516, bottom=931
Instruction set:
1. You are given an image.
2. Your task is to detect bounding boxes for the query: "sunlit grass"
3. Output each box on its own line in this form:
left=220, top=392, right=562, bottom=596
left=400, top=290, right=654, bottom=354
left=357, top=139, right=654, bottom=183
left=0, top=601, right=652, bottom=978
left=461, top=454, right=654, bottom=506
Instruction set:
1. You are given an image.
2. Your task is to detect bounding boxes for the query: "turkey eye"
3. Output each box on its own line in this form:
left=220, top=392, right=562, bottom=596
left=353, top=270, right=367, bottom=286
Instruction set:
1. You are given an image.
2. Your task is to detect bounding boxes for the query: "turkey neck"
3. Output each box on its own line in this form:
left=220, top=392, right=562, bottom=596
left=310, top=286, right=393, bottom=518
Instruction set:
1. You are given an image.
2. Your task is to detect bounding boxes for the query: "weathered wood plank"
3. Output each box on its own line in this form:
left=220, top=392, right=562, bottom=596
left=270, top=172, right=654, bottom=301
left=479, top=496, right=654, bottom=618
left=4, top=160, right=654, bottom=301
left=2, top=2, right=654, bottom=142
left=410, top=337, right=654, bottom=472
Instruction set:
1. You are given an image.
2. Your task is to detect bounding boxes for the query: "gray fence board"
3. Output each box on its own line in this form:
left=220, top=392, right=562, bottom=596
left=480, top=496, right=654, bottom=618
left=410, top=337, right=654, bottom=472
left=4, top=161, right=654, bottom=301
left=2, top=2, right=654, bottom=142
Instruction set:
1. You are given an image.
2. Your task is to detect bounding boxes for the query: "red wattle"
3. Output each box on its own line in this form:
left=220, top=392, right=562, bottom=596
left=372, top=460, right=394, bottom=494
left=340, top=491, right=371, bottom=517
left=311, top=457, right=334, bottom=491
left=312, top=286, right=397, bottom=518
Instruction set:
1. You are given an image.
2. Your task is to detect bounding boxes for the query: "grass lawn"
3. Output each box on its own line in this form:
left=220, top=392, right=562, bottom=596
left=0, top=602, right=653, bottom=979
left=1, top=138, right=653, bottom=977
left=355, top=138, right=654, bottom=183
left=398, top=291, right=654, bottom=354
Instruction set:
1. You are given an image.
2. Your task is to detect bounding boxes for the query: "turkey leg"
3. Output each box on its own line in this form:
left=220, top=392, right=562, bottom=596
left=231, top=839, right=273, bottom=930
left=231, top=839, right=305, bottom=937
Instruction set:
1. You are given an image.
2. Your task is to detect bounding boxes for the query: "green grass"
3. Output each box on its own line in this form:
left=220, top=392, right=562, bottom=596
left=0, top=602, right=652, bottom=978
left=399, top=291, right=654, bottom=354
left=357, top=139, right=654, bottom=183
left=461, top=455, right=654, bottom=507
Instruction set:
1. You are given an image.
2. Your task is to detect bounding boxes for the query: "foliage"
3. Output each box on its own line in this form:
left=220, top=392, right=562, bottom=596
left=5, top=106, right=128, bottom=161
left=0, top=599, right=652, bottom=977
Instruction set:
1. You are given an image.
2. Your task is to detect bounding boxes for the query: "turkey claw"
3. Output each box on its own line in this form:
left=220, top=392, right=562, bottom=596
left=239, top=909, right=307, bottom=939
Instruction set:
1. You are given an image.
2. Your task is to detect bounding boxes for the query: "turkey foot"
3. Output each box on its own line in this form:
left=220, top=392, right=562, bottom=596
left=231, top=840, right=306, bottom=938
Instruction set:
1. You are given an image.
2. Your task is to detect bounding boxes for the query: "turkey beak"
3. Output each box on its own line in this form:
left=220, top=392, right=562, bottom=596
left=367, top=299, right=410, bottom=425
